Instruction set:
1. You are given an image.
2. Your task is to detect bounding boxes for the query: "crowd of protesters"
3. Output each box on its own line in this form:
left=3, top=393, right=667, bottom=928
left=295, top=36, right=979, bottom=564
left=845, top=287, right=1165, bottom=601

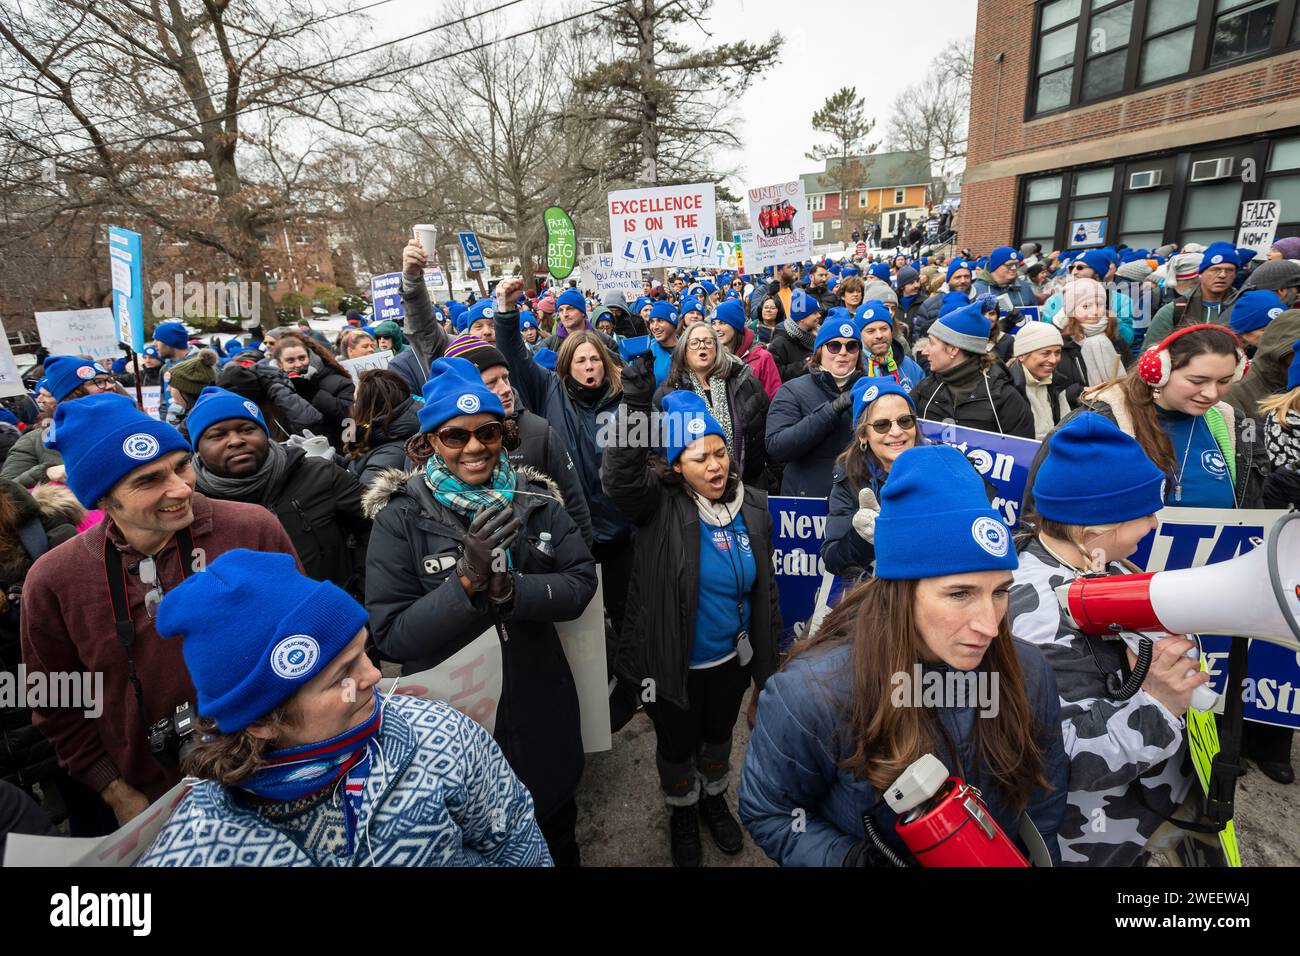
left=2, top=226, right=1299, bottom=869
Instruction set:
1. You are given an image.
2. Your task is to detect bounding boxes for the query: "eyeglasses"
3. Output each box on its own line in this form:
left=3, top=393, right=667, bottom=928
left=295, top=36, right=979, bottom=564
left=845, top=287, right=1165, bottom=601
left=435, top=422, right=504, bottom=448
left=84, top=377, right=115, bottom=391
left=139, top=556, right=164, bottom=619
left=686, top=338, right=716, bottom=350
left=1071, top=264, right=1089, bottom=272
left=866, top=414, right=917, bottom=434
left=823, top=340, right=861, bottom=355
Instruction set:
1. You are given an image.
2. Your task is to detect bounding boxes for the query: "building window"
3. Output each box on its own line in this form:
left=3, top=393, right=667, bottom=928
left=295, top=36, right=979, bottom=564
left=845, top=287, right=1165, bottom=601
left=1265, top=134, right=1300, bottom=240
left=1030, top=0, right=1300, bottom=117
left=894, top=188, right=906, bottom=205
left=808, top=194, right=825, bottom=212
left=1019, top=173, right=1063, bottom=252
left=812, top=222, right=825, bottom=241
left=295, top=235, right=311, bottom=245
left=859, top=191, right=869, bottom=207
left=831, top=219, right=842, bottom=231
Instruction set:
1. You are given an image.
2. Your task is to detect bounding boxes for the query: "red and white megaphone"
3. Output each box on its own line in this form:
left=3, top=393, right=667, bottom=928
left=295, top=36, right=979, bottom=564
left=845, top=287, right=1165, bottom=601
left=1057, top=512, right=1300, bottom=651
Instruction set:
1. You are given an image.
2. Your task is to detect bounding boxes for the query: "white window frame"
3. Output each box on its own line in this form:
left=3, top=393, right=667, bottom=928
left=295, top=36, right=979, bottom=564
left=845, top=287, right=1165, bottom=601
left=859, top=191, right=869, bottom=208
left=831, top=219, right=842, bottom=231
left=808, top=194, right=826, bottom=212
left=295, top=234, right=311, bottom=245
left=894, top=188, right=906, bottom=205
left=812, top=222, right=825, bottom=241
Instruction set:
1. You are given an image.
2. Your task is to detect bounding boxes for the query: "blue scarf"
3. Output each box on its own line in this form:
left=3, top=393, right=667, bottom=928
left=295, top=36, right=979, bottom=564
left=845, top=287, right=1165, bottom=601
left=241, top=691, right=382, bottom=853
left=424, top=452, right=516, bottom=520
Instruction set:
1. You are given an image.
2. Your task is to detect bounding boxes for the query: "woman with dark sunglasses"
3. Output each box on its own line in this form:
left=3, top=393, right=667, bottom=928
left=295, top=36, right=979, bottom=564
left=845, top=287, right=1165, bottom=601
left=764, top=309, right=866, bottom=497
left=364, top=357, right=597, bottom=865
left=821, top=377, right=924, bottom=579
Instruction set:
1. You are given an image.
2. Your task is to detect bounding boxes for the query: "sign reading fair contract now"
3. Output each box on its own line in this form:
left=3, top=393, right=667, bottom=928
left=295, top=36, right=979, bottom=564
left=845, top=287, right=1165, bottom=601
left=607, top=183, right=716, bottom=267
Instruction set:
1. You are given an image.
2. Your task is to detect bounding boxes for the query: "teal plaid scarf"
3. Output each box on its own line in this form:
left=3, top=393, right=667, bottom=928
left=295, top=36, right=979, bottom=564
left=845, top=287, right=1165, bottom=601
left=424, top=453, right=517, bottom=520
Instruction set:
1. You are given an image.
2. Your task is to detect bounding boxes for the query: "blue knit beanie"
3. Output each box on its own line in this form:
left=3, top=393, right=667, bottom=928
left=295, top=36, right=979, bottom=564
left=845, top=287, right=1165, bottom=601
left=111, top=357, right=127, bottom=375
left=987, top=246, right=1021, bottom=273
left=1200, top=242, right=1239, bottom=274
left=814, top=313, right=860, bottom=351
left=1032, top=413, right=1165, bottom=525
left=556, top=288, right=587, bottom=315
left=156, top=549, right=369, bottom=732
left=678, top=296, right=703, bottom=317
left=855, top=301, right=893, bottom=330
left=713, top=298, right=746, bottom=334
left=929, top=300, right=993, bottom=354
left=649, top=301, right=679, bottom=327
left=535, top=348, right=559, bottom=371
left=869, top=263, right=891, bottom=283
left=43, top=355, right=108, bottom=400
left=1288, top=341, right=1300, bottom=391
left=843, top=265, right=861, bottom=278
left=946, top=259, right=972, bottom=282
left=465, top=298, right=498, bottom=330
left=789, top=288, right=822, bottom=323
left=152, top=321, right=190, bottom=351
left=187, top=386, right=269, bottom=448
left=1228, top=290, right=1286, bottom=335
left=662, top=390, right=726, bottom=464
left=418, top=357, right=505, bottom=433
left=143, top=345, right=160, bottom=360
left=938, top=291, right=973, bottom=318
left=46, top=393, right=190, bottom=507
left=1079, top=249, right=1112, bottom=277
left=519, top=311, right=538, bottom=331
left=852, top=375, right=915, bottom=424
left=874, top=444, right=1016, bottom=579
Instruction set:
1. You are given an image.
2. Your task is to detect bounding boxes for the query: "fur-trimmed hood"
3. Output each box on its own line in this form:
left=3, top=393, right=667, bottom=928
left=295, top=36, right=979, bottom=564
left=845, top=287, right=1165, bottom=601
left=0, top=479, right=81, bottom=581
left=362, top=462, right=564, bottom=520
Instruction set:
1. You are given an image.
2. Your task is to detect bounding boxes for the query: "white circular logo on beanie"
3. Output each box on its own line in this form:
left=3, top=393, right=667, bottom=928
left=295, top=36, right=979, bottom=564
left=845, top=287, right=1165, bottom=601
left=1269, top=307, right=1284, bottom=320
left=483, top=308, right=495, bottom=319
left=456, top=394, right=480, bottom=413
left=271, top=635, right=320, bottom=680
left=1202, top=450, right=1228, bottom=477
left=242, top=400, right=261, bottom=418
left=971, top=517, right=1009, bottom=557
left=121, top=433, right=160, bottom=460
left=1211, top=255, right=1224, bottom=265
left=861, top=386, right=879, bottom=403
left=839, top=323, right=854, bottom=337
left=686, top=417, right=706, bottom=435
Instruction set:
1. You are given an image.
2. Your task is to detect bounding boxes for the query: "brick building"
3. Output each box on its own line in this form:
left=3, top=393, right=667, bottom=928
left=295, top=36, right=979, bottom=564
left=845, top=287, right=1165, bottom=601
left=964, top=0, right=1300, bottom=256
left=800, top=151, right=933, bottom=248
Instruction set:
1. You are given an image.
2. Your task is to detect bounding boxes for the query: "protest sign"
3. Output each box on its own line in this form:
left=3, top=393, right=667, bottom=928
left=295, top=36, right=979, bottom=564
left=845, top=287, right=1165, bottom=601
left=108, top=226, right=144, bottom=352
left=370, top=272, right=405, bottom=323
left=544, top=207, right=576, bottom=281
left=580, top=253, right=643, bottom=298
left=608, top=183, right=716, bottom=267
left=918, top=419, right=1040, bottom=527
left=140, top=385, right=163, bottom=420
left=745, top=180, right=813, bottom=268
left=340, top=349, right=393, bottom=384
left=768, top=496, right=829, bottom=646
left=1236, top=199, right=1281, bottom=261
left=1132, top=507, right=1295, bottom=730
left=0, top=319, right=26, bottom=399
left=35, top=308, right=119, bottom=360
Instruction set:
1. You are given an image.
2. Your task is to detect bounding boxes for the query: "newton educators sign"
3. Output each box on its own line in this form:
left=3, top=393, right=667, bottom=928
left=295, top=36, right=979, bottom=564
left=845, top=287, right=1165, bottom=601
left=607, top=183, right=716, bottom=268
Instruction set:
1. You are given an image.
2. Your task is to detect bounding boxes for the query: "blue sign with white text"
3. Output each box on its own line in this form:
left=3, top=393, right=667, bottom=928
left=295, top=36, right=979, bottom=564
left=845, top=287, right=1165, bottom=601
left=459, top=231, right=486, bottom=272
left=768, top=495, right=828, bottom=647
left=370, top=272, right=405, bottom=324
left=918, top=420, right=1041, bottom=527
left=108, top=226, right=144, bottom=352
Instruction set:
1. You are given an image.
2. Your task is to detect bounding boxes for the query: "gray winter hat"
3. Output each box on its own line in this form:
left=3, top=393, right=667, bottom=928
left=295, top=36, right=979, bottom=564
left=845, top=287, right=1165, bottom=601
left=895, top=266, right=921, bottom=289
left=862, top=283, right=899, bottom=306
left=1116, top=260, right=1155, bottom=282
left=602, top=290, right=631, bottom=313
left=1243, top=258, right=1300, bottom=292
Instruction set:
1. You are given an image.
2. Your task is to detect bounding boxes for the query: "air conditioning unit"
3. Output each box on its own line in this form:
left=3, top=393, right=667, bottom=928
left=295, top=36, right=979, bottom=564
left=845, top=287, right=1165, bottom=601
left=1190, top=157, right=1234, bottom=182
left=1129, top=170, right=1163, bottom=190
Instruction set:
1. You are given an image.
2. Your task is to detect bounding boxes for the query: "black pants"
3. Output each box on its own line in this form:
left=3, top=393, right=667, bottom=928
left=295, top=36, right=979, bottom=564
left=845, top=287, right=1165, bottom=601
left=538, top=796, right=580, bottom=866
left=591, top=539, right=633, bottom=635
left=643, top=657, right=750, bottom=804
left=0, top=779, right=54, bottom=860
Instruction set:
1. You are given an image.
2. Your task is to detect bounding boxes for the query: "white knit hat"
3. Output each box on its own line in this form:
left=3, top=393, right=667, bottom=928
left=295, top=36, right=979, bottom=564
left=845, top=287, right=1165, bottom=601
left=1013, top=321, right=1064, bottom=358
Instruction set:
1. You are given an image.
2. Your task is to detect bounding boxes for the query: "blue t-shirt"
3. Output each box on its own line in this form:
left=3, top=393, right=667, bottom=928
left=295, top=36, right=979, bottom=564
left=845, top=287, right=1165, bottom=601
left=692, top=510, right=757, bottom=667
left=1158, top=407, right=1234, bottom=508
left=651, top=338, right=674, bottom=388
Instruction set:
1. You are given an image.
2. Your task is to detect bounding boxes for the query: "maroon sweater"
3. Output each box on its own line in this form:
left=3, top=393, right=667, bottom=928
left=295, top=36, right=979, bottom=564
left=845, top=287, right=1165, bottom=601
left=20, top=494, right=299, bottom=801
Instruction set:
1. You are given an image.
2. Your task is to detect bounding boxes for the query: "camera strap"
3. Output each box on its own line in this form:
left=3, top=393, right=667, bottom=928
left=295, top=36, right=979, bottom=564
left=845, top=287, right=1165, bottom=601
left=103, top=526, right=196, bottom=733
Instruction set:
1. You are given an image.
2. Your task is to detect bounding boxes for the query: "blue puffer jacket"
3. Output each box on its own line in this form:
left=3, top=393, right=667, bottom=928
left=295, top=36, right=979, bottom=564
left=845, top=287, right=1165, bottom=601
left=136, top=696, right=552, bottom=867
left=494, top=306, right=630, bottom=544
left=739, top=639, right=1067, bottom=867
left=764, top=368, right=862, bottom=498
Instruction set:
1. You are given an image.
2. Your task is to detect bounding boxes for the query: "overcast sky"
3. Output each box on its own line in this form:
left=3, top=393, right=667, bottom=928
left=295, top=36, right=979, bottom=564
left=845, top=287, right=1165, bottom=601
left=366, top=0, right=978, bottom=188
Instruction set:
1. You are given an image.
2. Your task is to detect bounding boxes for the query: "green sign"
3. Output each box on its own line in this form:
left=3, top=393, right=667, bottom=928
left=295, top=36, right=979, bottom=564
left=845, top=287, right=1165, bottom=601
left=544, top=206, right=576, bottom=280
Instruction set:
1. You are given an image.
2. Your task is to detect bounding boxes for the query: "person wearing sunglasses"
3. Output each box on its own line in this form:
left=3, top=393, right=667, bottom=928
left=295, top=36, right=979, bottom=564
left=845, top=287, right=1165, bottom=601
left=364, top=357, right=596, bottom=865
left=653, top=321, right=770, bottom=487
left=1, top=356, right=126, bottom=489
left=765, top=309, right=866, bottom=498
left=20, top=394, right=299, bottom=830
left=914, top=299, right=1035, bottom=439
left=601, top=382, right=782, bottom=866
left=821, top=377, right=923, bottom=579
left=136, top=549, right=552, bottom=868
left=856, top=301, right=924, bottom=392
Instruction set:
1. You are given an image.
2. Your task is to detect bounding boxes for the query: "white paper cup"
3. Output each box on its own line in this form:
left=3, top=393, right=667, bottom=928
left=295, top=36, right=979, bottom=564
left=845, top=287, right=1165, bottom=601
left=412, top=224, right=438, bottom=253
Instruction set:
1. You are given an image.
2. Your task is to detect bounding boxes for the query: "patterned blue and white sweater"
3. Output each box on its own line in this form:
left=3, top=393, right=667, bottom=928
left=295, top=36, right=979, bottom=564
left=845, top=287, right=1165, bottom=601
left=136, top=695, right=553, bottom=867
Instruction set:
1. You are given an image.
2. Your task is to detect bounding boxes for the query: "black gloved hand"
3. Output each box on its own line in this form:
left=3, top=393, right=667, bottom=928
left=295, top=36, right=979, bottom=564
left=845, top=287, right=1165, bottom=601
left=831, top=389, right=854, bottom=415
left=456, top=507, right=523, bottom=594
left=487, top=571, right=515, bottom=606
left=620, top=353, right=656, bottom=408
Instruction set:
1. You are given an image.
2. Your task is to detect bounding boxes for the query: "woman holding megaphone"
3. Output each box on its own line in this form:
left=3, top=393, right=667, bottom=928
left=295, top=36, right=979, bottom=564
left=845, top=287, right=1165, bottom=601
left=740, top=444, right=1067, bottom=866
left=1010, top=413, right=1209, bottom=866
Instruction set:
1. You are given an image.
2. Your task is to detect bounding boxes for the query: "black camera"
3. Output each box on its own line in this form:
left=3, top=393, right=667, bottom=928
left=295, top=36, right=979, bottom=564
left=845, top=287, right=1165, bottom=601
left=149, top=702, right=197, bottom=768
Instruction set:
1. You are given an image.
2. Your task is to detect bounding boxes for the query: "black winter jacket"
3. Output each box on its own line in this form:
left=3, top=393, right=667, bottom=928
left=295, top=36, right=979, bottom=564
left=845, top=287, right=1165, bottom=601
left=912, top=361, right=1036, bottom=439
left=362, top=464, right=596, bottom=819
left=512, top=407, right=594, bottom=547
left=766, top=324, right=814, bottom=383
left=764, top=368, right=863, bottom=498
left=289, top=359, right=355, bottom=450
left=1006, top=361, right=1080, bottom=425
left=348, top=397, right=422, bottom=489
left=196, top=445, right=371, bottom=591
left=652, top=358, right=770, bottom=486
left=599, top=431, right=781, bottom=711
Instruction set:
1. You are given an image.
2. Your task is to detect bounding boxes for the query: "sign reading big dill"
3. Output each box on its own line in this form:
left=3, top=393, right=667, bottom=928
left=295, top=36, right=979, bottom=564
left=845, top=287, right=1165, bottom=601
left=545, top=206, right=576, bottom=280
